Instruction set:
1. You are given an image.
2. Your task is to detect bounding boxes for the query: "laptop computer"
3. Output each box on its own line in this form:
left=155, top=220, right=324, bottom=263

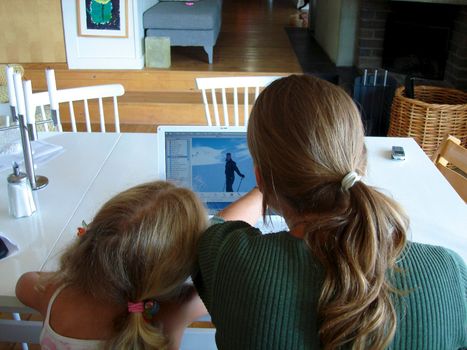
left=157, top=125, right=288, bottom=233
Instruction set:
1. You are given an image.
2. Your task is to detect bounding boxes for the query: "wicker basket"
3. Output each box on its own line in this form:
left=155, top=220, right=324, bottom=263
left=388, top=85, right=467, bottom=157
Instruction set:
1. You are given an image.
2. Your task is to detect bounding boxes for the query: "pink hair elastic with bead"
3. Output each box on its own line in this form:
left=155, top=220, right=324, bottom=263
left=127, top=299, right=160, bottom=322
left=128, top=301, right=144, bottom=313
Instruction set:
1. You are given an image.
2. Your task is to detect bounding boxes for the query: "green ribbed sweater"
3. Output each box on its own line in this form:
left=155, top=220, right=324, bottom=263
left=193, top=220, right=467, bottom=349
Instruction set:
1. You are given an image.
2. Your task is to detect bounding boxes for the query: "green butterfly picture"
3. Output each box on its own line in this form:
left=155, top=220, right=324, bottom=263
left=89, top=0, right=114, bottom=25
left=78, top=0, right=127, bottom=37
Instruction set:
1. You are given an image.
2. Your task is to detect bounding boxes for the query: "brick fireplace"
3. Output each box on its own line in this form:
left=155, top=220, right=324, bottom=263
left=356, top=0, right=467, bottom=90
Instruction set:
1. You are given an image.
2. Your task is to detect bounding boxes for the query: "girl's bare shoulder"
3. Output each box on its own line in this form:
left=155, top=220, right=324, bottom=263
left=15, top=271, right=59, bottom=316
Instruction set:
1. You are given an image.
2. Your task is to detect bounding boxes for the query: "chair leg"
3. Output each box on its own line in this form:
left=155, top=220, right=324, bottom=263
left=12, top=313, right=29, bottom=350
left=203, top=46, right=213, bottom=64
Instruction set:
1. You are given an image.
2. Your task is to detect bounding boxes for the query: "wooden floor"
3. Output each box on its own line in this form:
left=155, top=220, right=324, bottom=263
left=166, top=0, right=303, bottom=72
left=18, top=0, right=304, bottom=133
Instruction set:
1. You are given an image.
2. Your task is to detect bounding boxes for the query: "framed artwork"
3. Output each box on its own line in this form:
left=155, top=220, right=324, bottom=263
left=77, top=0, right=128, bottom=38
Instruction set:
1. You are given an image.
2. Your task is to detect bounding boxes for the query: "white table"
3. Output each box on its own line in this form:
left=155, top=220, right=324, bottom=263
left=0, top=133, right=122, bottom=308
left=364, top=137, right=466, bottom=258
left=0, top=133, right=465, bottom=345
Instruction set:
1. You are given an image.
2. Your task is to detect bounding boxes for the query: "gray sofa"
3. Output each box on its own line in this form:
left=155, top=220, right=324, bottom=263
left=143, top=0, right=222, bottom=64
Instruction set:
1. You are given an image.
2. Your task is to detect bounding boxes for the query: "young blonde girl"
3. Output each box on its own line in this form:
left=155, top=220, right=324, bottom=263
left=193, top=75, right=467, bottom=349
left=16, top=181, right=208, bottom=350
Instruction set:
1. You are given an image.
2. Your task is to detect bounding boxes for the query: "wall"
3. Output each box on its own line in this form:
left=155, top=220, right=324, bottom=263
left=445, top=7, right=467, bottom=89
left=314, top=0, right=358, bottom=66
left=0, top=0, right=66, bottom=63
left=315, top=0, right=341, bottom=63
left=0, top=0, right=159, bottom=68
left=356, top=0, right=389, bottom=68
left=143, top=0, right=160, bottom=9
left=62, top=0, right=152, bottom=69
left=356, top=1, right=467, bottom=89
left=338, top=1, right=358, bottom=66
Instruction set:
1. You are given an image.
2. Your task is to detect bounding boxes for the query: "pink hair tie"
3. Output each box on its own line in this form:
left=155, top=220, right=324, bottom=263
left=128, top=299, right=160, bottom=322
left=128, top=301, right=144, bottom=313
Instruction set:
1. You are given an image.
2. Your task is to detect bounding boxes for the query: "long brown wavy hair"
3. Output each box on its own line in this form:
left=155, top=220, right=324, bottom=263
left=247, top=75, right=408, bottom=349
left=42, top=181, right=207, bottom=349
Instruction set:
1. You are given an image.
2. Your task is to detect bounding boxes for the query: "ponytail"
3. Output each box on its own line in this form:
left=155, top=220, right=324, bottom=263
left=106, top=312, right=169, bottom=350
left=304, top=183, right=408, bottom=349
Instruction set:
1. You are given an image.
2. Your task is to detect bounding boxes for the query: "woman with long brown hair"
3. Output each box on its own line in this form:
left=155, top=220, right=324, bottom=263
left=194, top=75, right=467, bottom=349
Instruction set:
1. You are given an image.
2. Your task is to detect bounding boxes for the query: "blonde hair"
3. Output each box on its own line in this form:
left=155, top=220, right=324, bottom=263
left=44, top=181, right=207, bottom=350
left=248, top=75, right=408, bottom=349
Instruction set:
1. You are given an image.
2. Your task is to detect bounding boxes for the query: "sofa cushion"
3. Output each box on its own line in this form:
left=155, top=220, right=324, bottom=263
left=143, top=0, right=221, bottom=30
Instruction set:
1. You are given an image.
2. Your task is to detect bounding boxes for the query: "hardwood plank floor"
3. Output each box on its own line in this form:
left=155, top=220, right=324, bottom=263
left=168, top=0, right=303, bottom=72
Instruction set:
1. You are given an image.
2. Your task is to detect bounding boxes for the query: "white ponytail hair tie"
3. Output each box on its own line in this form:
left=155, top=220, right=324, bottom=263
left=341, top=171, right=361, bottom=191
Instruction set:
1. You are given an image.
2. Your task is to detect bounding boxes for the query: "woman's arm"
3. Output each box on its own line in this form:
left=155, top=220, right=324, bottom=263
left=218, top=187, right=263, bottom=226
left=158, top=286, right=209, bottom=350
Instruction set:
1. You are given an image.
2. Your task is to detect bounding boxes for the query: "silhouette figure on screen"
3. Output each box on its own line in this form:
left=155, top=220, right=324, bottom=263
left=225, top=153, right=244, bottom=192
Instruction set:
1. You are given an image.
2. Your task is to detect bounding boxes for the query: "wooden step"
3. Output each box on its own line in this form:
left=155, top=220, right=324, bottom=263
left=54, top=91, right=205, bottom=130
left=58, top=91, right=261, bottom=130
left=20, top=64, right=292, bottom=132
left=22, top=63, right=288, bottom=92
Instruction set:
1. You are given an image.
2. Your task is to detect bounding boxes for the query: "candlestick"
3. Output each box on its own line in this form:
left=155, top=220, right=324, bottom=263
left=23, top=80, right=36, bottom=125
left=11, top=73, right=48, bottom=190
left=6, top=66, right=16, bottom=108
left=23, top=80, right=38, bottom=140
left=5, top=67, right=17, bottom=121
left=13, top=73, right=25, bottom=116
left=45, top=69, right=58, bottom=110
left=45, top=68, right=61, bottom=130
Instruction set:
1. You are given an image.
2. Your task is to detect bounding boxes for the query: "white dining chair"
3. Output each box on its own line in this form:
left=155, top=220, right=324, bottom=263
left=46, top=69, right=125, bottom=133
left=195, top=76, right=282, bottom=126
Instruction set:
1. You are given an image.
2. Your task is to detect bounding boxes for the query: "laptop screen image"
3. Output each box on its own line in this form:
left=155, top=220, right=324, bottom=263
left=164, top=130, right=256, bottom=214
left=157, top=125, right=288, bottom=232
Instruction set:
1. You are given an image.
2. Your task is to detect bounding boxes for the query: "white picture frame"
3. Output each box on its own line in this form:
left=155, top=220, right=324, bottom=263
left=77, top=0, right=128, bottom=38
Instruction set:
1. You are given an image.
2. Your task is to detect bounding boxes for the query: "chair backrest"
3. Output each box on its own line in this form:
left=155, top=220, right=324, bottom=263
left=195, top=76, right=282, bottom=126
left=46, top=69, right=125, bottom=133
left=432, top=134, right=467, bottom=202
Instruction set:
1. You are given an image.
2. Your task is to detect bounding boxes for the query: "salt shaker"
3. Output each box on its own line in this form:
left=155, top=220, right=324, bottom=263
left=7, top=162, right=36, bottom=218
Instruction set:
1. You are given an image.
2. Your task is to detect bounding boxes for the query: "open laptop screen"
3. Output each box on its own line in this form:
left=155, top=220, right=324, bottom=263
left=164, top=130, right=256, bottom=213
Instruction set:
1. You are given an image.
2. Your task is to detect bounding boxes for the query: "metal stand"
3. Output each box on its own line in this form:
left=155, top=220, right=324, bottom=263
left=353, top=69, right=397, bottom=137
left=1, top=113, right=50, bottom=190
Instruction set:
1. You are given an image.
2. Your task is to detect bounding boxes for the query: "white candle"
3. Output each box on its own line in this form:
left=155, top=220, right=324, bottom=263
left=6, top=66, right=16, bottom=108
left=23, top=80, right=36, bottom=125
left=13, top=73, right=25, bottom=117
left=46, top=68, right=58, bottom=110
